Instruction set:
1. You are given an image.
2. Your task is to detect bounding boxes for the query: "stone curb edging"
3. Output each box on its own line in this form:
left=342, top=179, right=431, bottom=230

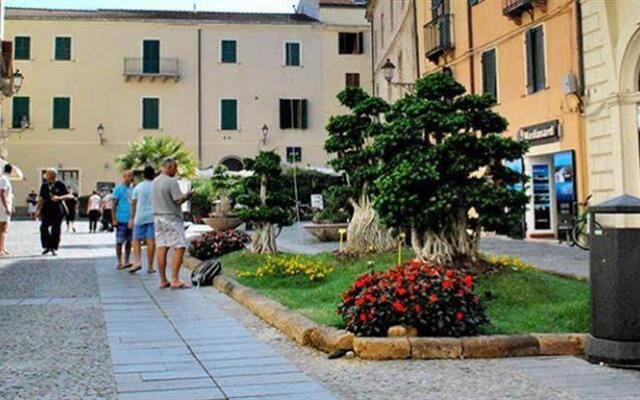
left=184, top=255, right=586, bottom=360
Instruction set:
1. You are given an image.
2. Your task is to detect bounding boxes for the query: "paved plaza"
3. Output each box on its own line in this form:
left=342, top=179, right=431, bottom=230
left=0, top=220, right=637, bottom=399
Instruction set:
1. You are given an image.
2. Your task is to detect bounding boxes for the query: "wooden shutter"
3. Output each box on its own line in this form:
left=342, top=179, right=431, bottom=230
left=143, top=40, right=160, bottom=74
left=482, top=49, right=497, bottom=100
left=346, top=73, right=360, bottom=88
left=286, top=43, right=300, bottom=66
left=2, top=41, right=13, bottom=79
left=142, top=98, right=159, bottom=129
left=53, top=97, right=70, bottom=129
left=280, top=99, right=291, bottom=129
left=339, top=33, right=346, bottom=54
left=221, top=40, right=236, bottom=63
left=525, top=29, right=535, bottom=94
left=221, top=99, right=238, bottom=130
left=55, top=37, right=72, bottom=60
left=12, top=97, right=29, bottom=128
left=301, top=100, right=308, bottom=129
left=14, top=36, right=30, bottom=60
left=533, top=26, right=546, bottom=91
left=357, top=32, right=364, bottom=54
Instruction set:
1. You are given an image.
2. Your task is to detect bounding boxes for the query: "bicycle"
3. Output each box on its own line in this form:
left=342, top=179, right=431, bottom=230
left=568, top=194, right=602, bottom=251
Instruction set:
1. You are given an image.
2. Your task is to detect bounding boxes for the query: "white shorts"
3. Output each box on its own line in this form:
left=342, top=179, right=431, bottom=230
left=28, top=204, right=37, bottom=214
left=154, top=216, right=188, bottom=248
left=0, top=207, right=11, bottom=223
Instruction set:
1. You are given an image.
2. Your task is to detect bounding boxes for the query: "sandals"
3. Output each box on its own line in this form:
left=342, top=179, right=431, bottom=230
left=170, top=281, right=192, bottom=290
left=128, top=264, right=142, bottom=274
left=116, top=264, right=127, bottom=270
left=158, top=281, right=171, bottom=289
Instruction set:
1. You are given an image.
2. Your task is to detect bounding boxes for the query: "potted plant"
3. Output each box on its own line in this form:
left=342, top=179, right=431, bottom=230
left=191, top=178, right=214, bottom=224
left=304, top=186, right=351, bottom=242
left=202, top=166, right=243, bottom=231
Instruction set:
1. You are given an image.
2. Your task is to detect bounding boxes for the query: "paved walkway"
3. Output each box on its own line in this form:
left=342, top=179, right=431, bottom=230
left=1, top=221, right=638, bottom=400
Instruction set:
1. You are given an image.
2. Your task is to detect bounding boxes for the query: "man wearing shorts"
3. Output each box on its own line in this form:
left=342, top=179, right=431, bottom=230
left=112, top=170, right=134, bottom=270
left=153, top=158, right=194, bottom=289
left=0, top=164, right=14, bottom=255
left=129, top=166, right=156, bottom=274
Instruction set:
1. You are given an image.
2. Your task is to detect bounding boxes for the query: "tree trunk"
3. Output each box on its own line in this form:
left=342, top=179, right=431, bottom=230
left=411, top=211, right=478, bottom=265
left=252, top=222, right=277, bottom=254
left=343, top=193, right=396, bottom=255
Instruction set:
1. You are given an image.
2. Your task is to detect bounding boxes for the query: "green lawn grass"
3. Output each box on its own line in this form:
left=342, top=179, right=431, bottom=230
left=219, top=250, right=590, bottom=334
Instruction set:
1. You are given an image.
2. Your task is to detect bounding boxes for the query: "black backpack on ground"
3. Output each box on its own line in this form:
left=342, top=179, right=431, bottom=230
left=191, top=259, right=222, bottom=287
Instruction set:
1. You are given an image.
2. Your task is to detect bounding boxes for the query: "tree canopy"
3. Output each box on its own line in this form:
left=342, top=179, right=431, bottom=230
left=116, top=136, right=197, bottom=178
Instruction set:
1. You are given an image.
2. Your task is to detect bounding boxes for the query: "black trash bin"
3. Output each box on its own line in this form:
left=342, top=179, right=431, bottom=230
left=586, top=195, right=640, bottom=367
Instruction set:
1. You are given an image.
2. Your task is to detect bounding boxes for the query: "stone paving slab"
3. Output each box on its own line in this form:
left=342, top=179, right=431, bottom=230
left=96, top=256, right=336, bottom=400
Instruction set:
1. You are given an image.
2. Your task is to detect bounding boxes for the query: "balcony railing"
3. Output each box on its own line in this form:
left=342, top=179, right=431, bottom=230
left=503, top=0, right=547, bottom=18
left=123, top=57, right=180, bottom=82
left=424, top=14, right=454, bottom=63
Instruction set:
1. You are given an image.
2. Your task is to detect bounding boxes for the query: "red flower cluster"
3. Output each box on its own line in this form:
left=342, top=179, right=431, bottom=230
left=338, top=259, right=488, bottom=337
left=188, top=230, right=250, bottom=260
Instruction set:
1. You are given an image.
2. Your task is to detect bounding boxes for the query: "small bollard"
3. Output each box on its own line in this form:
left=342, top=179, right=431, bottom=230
left=398, top=232, right=406, bottom=265
left=338, top=228, right=347, bottom=252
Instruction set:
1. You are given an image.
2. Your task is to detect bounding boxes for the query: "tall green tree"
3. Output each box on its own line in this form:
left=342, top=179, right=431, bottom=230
left=116, top=136, right=197, bottom=177
left=373, top=73, right=529, bottom=264
left=325, top=87, right=396, bottom=254
left=233, top=151, right=294, bottom=254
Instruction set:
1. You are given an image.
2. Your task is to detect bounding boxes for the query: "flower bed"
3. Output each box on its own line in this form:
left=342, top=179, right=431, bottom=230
left=339, top=260, right=488, bottom=337
left=237, top=255, right=333, bottom=282
left=188, top=230, right=250, bottom=260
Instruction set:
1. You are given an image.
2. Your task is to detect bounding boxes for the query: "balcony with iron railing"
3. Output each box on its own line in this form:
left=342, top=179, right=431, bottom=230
left=123, top=57, right=180, bottom=82
left=503, top=0, right=547, bottom=18
left=424, top=14, right=454, bottom=63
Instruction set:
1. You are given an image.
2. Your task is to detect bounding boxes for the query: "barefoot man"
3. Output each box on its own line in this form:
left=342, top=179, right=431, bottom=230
left=153, top=158, right=194, bottom=289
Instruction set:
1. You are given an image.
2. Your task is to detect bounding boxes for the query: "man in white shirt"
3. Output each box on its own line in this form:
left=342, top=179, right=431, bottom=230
left=0, top=164, right=14, bottom=255
left=86, top=191, right=102, bottom=233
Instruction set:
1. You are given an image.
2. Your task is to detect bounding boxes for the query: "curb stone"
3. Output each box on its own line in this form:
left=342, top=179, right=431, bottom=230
left=185, top=255, right=586, bottom=360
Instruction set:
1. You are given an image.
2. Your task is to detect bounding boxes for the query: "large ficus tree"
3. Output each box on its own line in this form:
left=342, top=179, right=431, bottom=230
left=373, top=73, right=529, bottom=264
left=233, top=151, right=294, bottom=254
left=325, top=87, right=396, bottom=254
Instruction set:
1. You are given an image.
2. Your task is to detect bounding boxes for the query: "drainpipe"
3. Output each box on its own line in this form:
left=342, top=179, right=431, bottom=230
left=370, top=16, right=376, bottom=95
left=467, top=1, right=475, bottom=94
left=197, top=28, right=202, bottom=167
left=412, top=0, right=421, bottom=79
left=575, top=0, right=585, bottom=96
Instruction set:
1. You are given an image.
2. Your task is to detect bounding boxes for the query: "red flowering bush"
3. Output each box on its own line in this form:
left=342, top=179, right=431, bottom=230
left=188, top=230, right=250, bottom=260
left=338, top=260, right=488, bottom=337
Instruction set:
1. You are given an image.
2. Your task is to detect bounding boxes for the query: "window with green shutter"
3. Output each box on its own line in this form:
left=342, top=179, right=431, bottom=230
left=55, top=37, right=72, bottom=60
left=481, top=49, right=497, bottom=100
left=52, top=97, right=71, bottom=129
left=525, top=26, right=546, bottom=94
left=286, top=147, right=302, bottom=163
left=12, top=97, right=29, bottom=129
left=285, top=42, right=300, bottom=66
left=142, top=98, right=160, bottom=129
left=14, top=36, right=31, bottom=60
left=220, top=99, right=238, bottom=130
left=221, top=40, right=237, bottom=63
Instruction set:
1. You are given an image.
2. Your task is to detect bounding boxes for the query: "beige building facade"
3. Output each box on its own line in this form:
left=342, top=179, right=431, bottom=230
left=4, top=1, right=371, bottom=207
left=580, top=0, right=640, bottom=208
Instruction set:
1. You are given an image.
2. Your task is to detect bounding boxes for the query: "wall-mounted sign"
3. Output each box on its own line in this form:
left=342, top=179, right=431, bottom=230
left=518, top=120, right=560, bottom=145
left=311, top=194, right=324, bottom=210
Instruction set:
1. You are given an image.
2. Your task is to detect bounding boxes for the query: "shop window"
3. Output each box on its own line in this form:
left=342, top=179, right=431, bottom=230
left=346, top=73, right=360, bottom=88
left=482, top=48, right=498, bottom=100
left=339, top=32, right=364, bottom=55
left=279, top=99, right=308, bottom=129
left=525, top=25, right=546, bottom=94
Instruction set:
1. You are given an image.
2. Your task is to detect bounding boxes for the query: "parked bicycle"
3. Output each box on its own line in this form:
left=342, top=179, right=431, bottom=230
left=568, top=194, right=602, bottom=251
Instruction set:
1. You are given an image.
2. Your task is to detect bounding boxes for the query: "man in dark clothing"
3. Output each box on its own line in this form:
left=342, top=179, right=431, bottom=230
left=36, top=168, right=73, bottom=255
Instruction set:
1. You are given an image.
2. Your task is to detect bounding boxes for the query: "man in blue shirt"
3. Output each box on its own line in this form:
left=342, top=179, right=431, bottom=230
left=128, top=166, right=156, bottom=274
left=112, top=170, right=134, bottom=270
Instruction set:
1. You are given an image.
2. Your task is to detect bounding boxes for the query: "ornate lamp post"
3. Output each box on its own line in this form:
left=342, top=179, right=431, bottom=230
left=381, top=58, right=416, bottom=89
left=96, top=123, right=106, bottom=145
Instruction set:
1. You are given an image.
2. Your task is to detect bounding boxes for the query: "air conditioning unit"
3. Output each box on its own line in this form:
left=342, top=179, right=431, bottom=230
left=562, top=72, right=579, bottom=95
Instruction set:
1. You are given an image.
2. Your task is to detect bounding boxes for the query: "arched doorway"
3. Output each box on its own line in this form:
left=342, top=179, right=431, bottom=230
left=219, top=156, right=243, bottom=172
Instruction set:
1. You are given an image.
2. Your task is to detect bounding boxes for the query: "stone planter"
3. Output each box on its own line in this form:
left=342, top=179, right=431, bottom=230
left=303, top=223, right=348, bottom=242
left=202, top=214, right=242, bottom=231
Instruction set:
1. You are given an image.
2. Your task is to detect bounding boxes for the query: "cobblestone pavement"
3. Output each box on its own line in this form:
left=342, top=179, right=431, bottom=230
left=1, top=221, right=637, bottom=400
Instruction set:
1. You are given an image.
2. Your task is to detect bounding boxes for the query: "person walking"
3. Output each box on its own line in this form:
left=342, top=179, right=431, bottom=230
left=153, top=158, right=194, bottom=289
left=129, top=166, right=156, bottom=274
left=112, top=170, right=134, bottom=270
left=87, top=191, right=102, bottom=233
left=26, top=189, right=38, bottom=220
left=64, top=190, right=78, bottom=233
left=101, top=191, right=114, bottom=232
left=36, top=168, right=73, bottom=256
left=0, top=164, right=14, bottom=255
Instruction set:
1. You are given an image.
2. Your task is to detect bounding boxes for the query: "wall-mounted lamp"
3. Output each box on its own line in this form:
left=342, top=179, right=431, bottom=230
left=97, top=123, right=105, bottom=145
left=381, top=58, right=416, bottom=89
left=261, top=124, right=269, bottom=145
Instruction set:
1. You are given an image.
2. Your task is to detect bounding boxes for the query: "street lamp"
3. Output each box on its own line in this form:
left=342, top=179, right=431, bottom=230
left=261, top=124, right=269, bottom=145
left=381, top=58, right=416, bottom=89
left=96, top=123, right=105, bottom=145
